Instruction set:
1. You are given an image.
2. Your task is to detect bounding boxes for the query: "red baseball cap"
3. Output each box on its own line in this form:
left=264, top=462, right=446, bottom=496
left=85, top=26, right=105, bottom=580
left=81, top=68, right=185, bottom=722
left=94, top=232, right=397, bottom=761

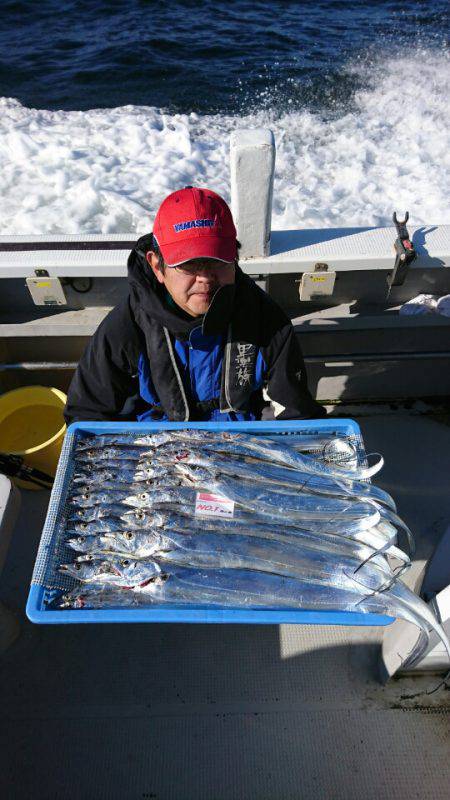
left=152, top=186, right=237, bottom=267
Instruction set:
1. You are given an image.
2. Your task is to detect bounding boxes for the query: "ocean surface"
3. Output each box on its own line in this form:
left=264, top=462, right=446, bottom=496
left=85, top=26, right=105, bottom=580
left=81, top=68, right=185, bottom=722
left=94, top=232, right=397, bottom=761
left=0, top=0, right=448, bottom=234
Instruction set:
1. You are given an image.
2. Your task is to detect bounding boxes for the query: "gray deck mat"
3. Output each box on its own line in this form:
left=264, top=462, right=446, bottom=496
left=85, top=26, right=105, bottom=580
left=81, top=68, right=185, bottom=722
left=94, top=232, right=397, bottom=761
left=1, top=412, right=450, bottom=799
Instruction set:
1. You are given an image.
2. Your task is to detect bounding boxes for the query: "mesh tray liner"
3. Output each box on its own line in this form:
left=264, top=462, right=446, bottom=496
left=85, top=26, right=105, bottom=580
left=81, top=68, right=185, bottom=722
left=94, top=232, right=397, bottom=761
left=31, top=426, right=368, bottom=595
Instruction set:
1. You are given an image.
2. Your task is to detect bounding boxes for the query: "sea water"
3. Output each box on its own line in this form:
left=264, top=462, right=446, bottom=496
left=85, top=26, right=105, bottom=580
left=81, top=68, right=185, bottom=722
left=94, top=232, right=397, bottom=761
left=0, top=0, right=448, bottom=235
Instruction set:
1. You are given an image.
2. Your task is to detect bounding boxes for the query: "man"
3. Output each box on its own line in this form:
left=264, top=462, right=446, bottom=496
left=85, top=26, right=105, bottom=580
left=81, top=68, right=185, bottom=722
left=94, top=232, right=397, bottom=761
left=64, top=186, right=325, bottom=423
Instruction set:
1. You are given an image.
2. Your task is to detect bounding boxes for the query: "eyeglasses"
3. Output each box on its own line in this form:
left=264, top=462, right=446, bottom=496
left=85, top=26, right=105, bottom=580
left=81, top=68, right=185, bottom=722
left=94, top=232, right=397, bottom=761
left=170, top=261, right=236, bottom=276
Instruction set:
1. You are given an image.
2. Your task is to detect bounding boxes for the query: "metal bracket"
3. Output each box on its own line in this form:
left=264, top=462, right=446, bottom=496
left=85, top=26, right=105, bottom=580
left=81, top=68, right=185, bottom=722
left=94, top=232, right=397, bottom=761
left=26, top=273, right=67, bottom=306
left=389, top=212, right=416, bottom=288
left=299, top=262, right=336, bottom=301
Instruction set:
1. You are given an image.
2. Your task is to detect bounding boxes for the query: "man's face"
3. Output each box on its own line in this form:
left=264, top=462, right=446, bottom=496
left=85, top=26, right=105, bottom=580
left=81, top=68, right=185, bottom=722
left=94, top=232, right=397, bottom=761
left=146, top=252, right=236, bottom=317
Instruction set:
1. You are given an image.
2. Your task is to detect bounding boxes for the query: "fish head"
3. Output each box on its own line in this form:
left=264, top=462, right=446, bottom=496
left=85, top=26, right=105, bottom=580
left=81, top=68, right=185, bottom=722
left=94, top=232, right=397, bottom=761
left=122, top=489, right=155, bottom=508
left=76, top=435, right=98, bottom=450
left=74, top=552, right=99, bottom=563
left=120, top=508, right=155, bottom=527
left=59, top=590, right=87, bottom=609
left=62, top=557, right=134, bottom=583
left=73, top=470, right=112, bottom=486
left=66, top=534, right=92, bottom=552
left=111, top=557, right=161, bottom=584
left=70, top=489, right=98, bottom=507
left=134, top=465, right=159, bottom=481
left=145, top=432, right=175, bottom=448
left=174, top=463, right=210, bottom=484
left=67, top=519, right=114, bottom=535
left=171, top=449, right=208, bottom=468
left=151, top=443, right=187, bottom=464
left=102, top=447, right=119, bottom=460
left=114, top=529, right=162, bottom=554
left=65, top=522, right=88, bottom=537
left=59, top=559, right=99, bottom=581
left=75, top=448, right=97, bottom=461
left=68, top=506, right=92, bottom=522
left=76, top=447, right=119, bottom=462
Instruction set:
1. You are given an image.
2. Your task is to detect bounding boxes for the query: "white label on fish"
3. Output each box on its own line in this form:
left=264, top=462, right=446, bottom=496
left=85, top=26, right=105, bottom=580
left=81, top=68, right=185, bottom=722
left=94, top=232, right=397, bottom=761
left=195, top=492, right=235, bottom=518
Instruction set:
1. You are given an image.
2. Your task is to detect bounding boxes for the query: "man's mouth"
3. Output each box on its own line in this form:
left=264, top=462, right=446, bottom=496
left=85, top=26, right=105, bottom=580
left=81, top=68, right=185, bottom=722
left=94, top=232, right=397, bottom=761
left=190, top=289, right=215, bottom=299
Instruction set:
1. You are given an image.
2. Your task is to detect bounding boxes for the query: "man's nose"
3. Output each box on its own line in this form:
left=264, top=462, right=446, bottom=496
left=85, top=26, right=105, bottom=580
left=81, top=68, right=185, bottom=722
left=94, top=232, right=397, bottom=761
left=195, top=269, right=215, bottom=280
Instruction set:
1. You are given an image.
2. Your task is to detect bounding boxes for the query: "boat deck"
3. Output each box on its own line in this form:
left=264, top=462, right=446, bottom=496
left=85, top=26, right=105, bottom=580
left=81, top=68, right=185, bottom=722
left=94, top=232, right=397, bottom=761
left=1, top=406, right=450, bottom=799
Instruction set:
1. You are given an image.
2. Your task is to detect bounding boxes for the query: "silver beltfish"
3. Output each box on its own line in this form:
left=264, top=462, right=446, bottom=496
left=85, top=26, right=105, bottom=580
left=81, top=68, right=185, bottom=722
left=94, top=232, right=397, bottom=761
left=75, top=431, right=355, bottom=455
left=65, top=510, right=169, bottom=535
left=68, top=476, right=180, bottom=507
left=174, top=463, right=381, bottom=524
left=60, top=546, right=394, bottom=593
left=59, top=557, right=162, bottom=586
left=146, top=430, right=384, bottom=481
left=156, top=447, right=396, bottom=511
left=75, top=446, right=154, bottom=463
left=65, top=519, right=409, bottom=574
left=72, top=464, right=161, bottom=486
left=123, top=489, right=382, bottom=536
left=54, top=564, right=450, bottom=668
left=66, top=525, right=398, bottom=567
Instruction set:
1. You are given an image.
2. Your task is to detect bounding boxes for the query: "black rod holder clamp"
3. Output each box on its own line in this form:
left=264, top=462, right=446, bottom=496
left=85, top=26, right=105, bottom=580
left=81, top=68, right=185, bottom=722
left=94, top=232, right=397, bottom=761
left=389, top=211, right=416, bottom=288
left=0, top=452, right=54, bottom=489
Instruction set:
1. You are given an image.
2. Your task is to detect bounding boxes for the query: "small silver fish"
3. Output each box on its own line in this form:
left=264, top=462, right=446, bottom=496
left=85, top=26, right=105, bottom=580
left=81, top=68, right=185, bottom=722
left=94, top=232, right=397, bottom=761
left=65, top=510, right=168, bottom=535
left=67, top=503, right=132, bottom=522
left=68, top=477, right=175, bottom=507
left=175, top=463, right=382, bottom=525
left=98, top=530, right=396, bottom=590
left=154, top=430, right=384, bottom=481
left=67, top=525, right=396, bottom=568
left=72, top=464, right=161, bottom=486
left=59, top=557, right=162, bottom=586
left=75, top=446, right=154, bottom=463
left=54, top=562, right=447, bottom=668
left=156, top=447, right=396, bottom=511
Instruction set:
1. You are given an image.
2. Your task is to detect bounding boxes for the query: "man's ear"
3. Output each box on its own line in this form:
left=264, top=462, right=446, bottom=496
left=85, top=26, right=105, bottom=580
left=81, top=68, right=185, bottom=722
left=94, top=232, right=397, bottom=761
left=146, top=251, right=165, bottom=285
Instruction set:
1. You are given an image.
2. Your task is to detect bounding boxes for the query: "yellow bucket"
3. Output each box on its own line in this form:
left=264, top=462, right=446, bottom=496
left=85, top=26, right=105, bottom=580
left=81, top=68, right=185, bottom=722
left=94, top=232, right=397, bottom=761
left=0, top=386, right=67, bottom=490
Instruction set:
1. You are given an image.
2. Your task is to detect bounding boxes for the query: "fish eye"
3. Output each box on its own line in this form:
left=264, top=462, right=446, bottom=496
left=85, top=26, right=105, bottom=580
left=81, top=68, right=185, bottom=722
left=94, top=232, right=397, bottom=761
left=121, top=559, right=130, bottom=567
left=124, top=532, right=133, bottom=540
left=80, top=522, right=88, bottom=530
left=77, top=536, right=85, bottom=543
left=75, top=563, right=81, bottom=570
left=135, top=511, right=145, bottom=520
left=82, top=492, right=90, bottom=500
left=139, top=493, right=148, bottom=501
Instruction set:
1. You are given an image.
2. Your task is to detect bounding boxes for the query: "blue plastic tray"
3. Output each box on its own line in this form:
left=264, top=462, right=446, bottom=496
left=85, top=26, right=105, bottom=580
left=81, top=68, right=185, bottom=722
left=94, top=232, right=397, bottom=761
left=26, top=419, right=394, bottom=626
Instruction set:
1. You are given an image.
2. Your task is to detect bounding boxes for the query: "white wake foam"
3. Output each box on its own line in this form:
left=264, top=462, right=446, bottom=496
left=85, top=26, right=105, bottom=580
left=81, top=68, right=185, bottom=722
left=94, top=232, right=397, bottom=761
left=0, top=49, right=448, bottom=235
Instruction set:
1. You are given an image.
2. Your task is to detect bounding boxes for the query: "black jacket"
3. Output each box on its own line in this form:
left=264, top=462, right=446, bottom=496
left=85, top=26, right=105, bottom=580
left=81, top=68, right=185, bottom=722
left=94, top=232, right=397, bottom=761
left=64, top=234, right=325, bottom=423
